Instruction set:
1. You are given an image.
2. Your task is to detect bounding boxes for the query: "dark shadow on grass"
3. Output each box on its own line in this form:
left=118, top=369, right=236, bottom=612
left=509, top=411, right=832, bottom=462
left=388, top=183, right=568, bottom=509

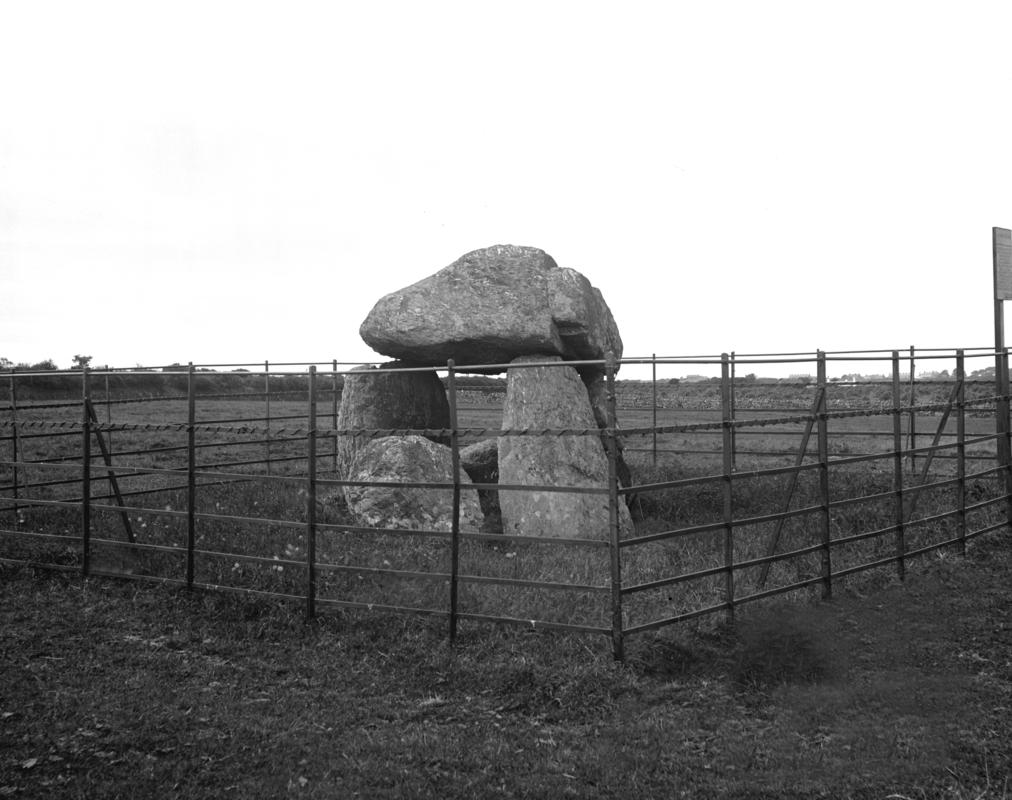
left=728, top=604, right=843, bottom=693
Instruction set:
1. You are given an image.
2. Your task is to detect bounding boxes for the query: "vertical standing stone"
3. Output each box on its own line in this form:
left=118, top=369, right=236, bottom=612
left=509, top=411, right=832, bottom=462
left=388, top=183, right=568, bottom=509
left=498, top=355, right=632, bottom=539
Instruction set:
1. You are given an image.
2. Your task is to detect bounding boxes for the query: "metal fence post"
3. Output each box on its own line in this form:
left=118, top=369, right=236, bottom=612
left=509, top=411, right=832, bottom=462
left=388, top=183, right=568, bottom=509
left=816, top=352, right=832, bottom=599
left=187, top=363, right=196, bottom=588
left=9, top=370, right=19, bottom=524
left=956, top=350, right=966, bottom=556
left=446, top=360, right=462, bottom=644
left=104, top=372, right=113, bottom=458
left=1003, top=348, right=1012, bottom=529
left=264, top=360, right=272, bottom=476
left=729, top=351, right=737, bottom=472
left=892, top=351, right=906, bottom=582
left=651, top=353, right=657, bottom=466
left=720, top=353, right=735, bottom=623
left=605, top=352, right=624, bottom=660
left=908, top=345, right=917, bottom=472
left=994, top=347, right=1010, bottom=516
left=307, top=365, right=318, bottom=620
left=81, top=367, right=92, bottom=576
left=995, top=227, right=1012, bottom=529
left=332, top=359, right=339, bottom=473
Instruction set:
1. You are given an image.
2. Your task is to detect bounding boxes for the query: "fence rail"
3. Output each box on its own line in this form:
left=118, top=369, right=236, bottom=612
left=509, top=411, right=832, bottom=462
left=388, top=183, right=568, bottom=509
left=2, top=346, right=1010, bottom=659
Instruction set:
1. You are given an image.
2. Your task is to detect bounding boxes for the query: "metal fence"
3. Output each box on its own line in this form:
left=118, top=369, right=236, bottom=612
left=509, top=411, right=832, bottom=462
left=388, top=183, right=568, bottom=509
left=2, top=347, right=1010, bottom=659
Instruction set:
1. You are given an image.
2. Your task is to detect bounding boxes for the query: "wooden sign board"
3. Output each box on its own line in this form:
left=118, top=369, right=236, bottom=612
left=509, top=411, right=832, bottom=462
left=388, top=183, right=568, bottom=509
left=995, top=227, right=1012, bottom=300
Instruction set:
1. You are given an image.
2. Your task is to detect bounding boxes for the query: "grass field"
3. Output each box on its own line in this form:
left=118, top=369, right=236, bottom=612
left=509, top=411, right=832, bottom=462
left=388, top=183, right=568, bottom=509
left=2, top=382, right=1011, bottom=796
left=1, top=535, right=1009, bottom=798
left=2, top=386, right=1008, bottom=637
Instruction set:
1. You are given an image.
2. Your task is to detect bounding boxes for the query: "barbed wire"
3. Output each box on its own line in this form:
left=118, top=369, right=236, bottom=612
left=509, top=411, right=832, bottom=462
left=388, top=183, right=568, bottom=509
left=0, top=394, right=1005, bottom=440
left=0, top=419, right=610, bottom=438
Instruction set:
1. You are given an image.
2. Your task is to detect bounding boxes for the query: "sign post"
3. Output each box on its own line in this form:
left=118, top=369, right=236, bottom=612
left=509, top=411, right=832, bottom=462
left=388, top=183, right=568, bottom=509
left=992, top=227, right=1012, bottom=508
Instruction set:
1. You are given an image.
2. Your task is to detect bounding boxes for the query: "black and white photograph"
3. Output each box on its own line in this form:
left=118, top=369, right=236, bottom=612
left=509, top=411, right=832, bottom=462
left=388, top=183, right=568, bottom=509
left=2, top=2, right=1011, bottom=797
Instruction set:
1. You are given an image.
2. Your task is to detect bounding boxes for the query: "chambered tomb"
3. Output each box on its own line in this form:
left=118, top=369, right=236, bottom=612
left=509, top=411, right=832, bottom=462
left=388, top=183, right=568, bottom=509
left=343, top=244, right=629, bottom=538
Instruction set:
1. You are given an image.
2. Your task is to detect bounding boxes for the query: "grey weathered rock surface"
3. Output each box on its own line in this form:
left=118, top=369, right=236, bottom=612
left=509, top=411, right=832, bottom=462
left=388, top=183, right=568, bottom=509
left=343, top=435, right=483, bottom=532
left=498, top=356, right=633, bottom=540
left=459, top=438, right=499, bottom=483
left=358, top=245, right=622, bottom=371
left=582, top=372, right=633, bottom=490
left=549, top=268, right=623, bottom=363
left=460, top=438, right=500, bottom=521
left=336, top=363, right=449, bottom=479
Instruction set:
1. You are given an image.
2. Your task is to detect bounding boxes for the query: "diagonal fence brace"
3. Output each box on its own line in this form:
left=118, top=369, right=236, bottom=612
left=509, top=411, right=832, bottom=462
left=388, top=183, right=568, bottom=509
left=86, top=399, right=136, bottom=544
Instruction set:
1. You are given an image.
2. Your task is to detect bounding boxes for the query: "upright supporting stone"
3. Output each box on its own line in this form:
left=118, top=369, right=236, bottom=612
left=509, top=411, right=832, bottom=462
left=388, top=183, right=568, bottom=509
left=498, top=355, right=632, bottom=540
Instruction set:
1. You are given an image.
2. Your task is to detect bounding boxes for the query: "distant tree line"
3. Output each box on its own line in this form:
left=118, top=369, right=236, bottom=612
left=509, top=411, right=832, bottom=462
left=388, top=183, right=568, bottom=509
left=1, top=356, right=511, bottom=402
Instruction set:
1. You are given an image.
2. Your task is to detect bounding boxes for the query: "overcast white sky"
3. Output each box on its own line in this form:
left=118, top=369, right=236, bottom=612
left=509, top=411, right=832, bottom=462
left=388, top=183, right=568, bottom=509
left=2, top=1, right=1011, bottom=378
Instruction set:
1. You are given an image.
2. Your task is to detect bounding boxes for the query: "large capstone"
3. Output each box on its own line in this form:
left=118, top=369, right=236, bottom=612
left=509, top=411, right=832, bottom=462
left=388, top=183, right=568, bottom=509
left=498, top=355, right=633, bottom=539
left=343, top=435, right=483, bottom=532
left=336, top=363, right=449, bottom=479
left=358, top=245, right=622, bottom=371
